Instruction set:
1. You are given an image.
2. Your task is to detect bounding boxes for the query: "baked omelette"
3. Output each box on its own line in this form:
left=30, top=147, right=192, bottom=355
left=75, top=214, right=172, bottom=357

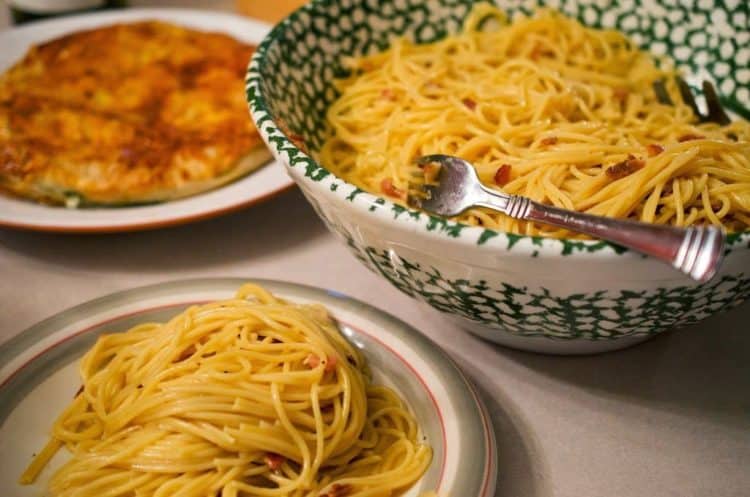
left=0, top=21, right=272, bottom=207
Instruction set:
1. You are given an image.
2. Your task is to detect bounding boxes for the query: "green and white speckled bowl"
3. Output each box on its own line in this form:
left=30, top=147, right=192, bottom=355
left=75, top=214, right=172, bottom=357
left=247, top=0, right=750, bottom=354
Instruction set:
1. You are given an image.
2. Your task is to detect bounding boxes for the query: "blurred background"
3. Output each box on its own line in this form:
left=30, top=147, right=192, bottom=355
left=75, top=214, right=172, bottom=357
left=234, top=0, right=306, bottom=22
left=2, top=0, right=308, bottom=26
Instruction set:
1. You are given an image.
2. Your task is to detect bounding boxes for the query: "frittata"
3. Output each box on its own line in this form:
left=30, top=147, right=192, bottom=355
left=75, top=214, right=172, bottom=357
left=0, top=21, right=271, bottom=206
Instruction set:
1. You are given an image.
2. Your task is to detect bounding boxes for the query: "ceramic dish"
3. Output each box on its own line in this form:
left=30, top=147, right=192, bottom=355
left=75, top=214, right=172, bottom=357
left=247, top=0, right=750, bottom=354
left=0, top=9, right=294, bottom=233
left=0, top=278, right=496, bottom=497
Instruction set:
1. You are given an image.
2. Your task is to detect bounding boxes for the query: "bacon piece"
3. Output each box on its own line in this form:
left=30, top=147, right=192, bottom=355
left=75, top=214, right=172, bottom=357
left=304, top=354, right=337, bottom=373
left=288, top=132, right=307, bottom=153
left=380, top=88, right=396, bottom=100
left=462, top=98, right=476, bottom=110
left=606, top=154, right=645, bottom=180
left=264, top=453, right=285, bottom=471
left=176, top=345, right=196, bottom=362
left=493, top=164, right=512, bottom=186
left=613, top=87, right=629, bottom=103
left=277, top=118, right=308, bottom=153
left=420, top=161, right=440, bottom=182
left=380, top=178, right=403, bottom=198
left=678, top=134, right=704, bottom=142
left=324, top=355, right=337, bottom=373
left=646, top=144, right=664, bottom=157
left=304, top=354, right=320, bottom=368
left=540, top=136, right=558, bottom=146
left=530, top=43, right=553, bottom=60
left=319, top=483, right=353, bottom=497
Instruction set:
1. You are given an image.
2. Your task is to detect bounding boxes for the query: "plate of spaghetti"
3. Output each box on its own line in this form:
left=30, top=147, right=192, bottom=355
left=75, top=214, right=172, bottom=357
left=0, top=279, right=496, bottom=497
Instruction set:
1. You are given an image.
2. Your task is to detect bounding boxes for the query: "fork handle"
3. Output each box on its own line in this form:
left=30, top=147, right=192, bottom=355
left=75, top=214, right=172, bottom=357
left=501, top=195, right=725, bottom=282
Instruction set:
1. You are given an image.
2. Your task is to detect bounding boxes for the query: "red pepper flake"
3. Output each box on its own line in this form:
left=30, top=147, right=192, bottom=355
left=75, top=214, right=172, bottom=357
left=606, top=154, right=645, bottom=180
left=380, top=178, right=404, bottom=198
left=319, top=483, right=353, bottom=497
left=646, top=144, right=664, bottom=157
left=462, top=97, right=476, bottom=110
left=540, top=136, right=558, bottom=146
left=493, top=164, right=512, bottom=186
left=678, top=134, right=704, bottom=142
left=264, top=453, right=285, bottom=471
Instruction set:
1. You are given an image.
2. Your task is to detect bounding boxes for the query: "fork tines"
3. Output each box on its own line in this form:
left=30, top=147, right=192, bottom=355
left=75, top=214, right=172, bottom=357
left=406, top=156, right=442, bottom=208
left=406, top=177, right=432, bottom=209
left=701, top=80, right=731, bottom=125
left=653, top=77, right=731, bottom=125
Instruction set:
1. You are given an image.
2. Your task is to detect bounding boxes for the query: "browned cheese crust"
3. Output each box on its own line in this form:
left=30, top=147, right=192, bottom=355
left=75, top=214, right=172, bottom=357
left=0, top=21, right=270, bottom=206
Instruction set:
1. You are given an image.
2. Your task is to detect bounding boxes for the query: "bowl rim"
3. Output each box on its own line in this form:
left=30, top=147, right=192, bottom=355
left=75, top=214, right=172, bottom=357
left=246, top=0, right=750, bottom=260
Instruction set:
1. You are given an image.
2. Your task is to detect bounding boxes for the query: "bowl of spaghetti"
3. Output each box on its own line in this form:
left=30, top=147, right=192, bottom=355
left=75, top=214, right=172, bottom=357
left=247, top=0, right=750, bottom=354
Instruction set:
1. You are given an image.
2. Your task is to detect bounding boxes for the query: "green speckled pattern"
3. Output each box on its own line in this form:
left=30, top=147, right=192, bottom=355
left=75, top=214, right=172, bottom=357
left=320, top=210, right=750, bottom=339
left=247, top=0, right=750, bottom=344
left=361, top=247, right=750, bottom=339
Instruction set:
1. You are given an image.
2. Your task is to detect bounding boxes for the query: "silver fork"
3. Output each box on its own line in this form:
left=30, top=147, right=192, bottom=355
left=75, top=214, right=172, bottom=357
left=408, top=154, right=725, bottom=283
left=653, top=77, right=731, bottom=125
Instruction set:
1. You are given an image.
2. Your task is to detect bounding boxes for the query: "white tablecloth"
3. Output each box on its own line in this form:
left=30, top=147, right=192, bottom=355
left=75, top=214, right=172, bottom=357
left=1, top=2, right=748, bottom=496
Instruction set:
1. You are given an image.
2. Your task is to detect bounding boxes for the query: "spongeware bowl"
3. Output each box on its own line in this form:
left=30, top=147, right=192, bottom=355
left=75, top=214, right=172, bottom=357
left=247, top=0, right=750, bottom=354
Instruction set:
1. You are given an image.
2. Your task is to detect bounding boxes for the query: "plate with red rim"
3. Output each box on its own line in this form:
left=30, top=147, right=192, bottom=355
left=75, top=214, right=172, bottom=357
left=0, top=8, right=294, bottom=233
left=0, top=278, right=497, bottom=497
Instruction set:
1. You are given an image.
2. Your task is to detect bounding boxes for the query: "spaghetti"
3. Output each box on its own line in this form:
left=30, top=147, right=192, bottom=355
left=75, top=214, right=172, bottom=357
left=319, top=3, right=750, bottom=238
left=21, top=284, right=431, bottom=497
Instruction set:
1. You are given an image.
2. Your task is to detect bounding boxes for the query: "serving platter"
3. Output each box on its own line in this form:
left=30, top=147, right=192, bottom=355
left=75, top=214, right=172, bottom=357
left=0, top=278, right=496, bottom=497
left=0, top=8, right=294, bottom=233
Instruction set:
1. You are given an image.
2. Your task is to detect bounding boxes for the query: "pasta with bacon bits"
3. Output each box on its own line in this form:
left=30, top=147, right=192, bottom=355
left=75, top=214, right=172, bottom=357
left=319, top=3, right=750, bottom=238
left=20, top=284, right=431, bottom=497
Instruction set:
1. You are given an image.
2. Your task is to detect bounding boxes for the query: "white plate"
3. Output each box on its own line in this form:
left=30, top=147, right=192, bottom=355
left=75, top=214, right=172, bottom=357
left=0, top=9, right=294, bottom=233
left=0, top=279, right=496, bottom=497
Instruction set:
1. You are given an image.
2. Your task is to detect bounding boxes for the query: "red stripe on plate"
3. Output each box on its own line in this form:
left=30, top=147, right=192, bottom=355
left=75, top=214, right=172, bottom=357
left=342, top=321, right=449, bottom=493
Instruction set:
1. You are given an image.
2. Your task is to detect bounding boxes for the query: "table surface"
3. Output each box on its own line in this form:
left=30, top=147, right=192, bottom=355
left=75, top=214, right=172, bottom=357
left=1, top=2, right=748, bottom=497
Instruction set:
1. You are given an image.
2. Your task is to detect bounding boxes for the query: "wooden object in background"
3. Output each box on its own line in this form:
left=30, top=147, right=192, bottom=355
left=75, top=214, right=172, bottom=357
left=235, top=0, right=306, bottom=23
